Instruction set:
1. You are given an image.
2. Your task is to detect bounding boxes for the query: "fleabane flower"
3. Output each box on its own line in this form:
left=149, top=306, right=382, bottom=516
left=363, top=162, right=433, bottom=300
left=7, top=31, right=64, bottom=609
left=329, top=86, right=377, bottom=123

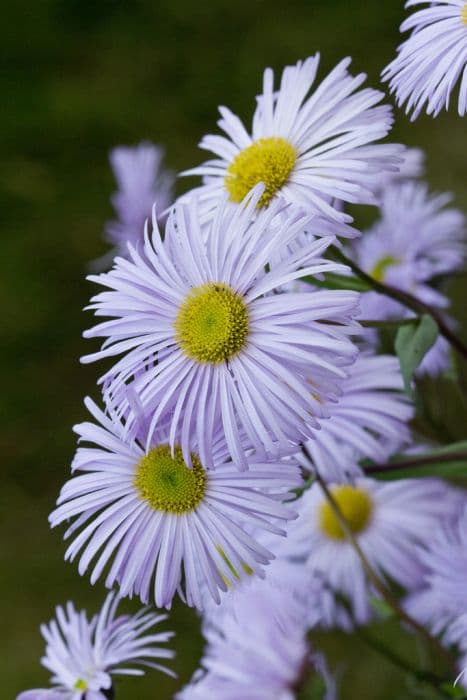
left=183, top=55, right=400, bottom=226
left=82, top=186, right=359, bottom=468
left=177, top=571, right=336, bottom=700
left=353, top=180, right=466, bottom=321
left=382, top=0, right=467, bottom=119
left=49, top=398, right=302, bottom=610
left=16, top=592, right=174, bottom=700
left=99, top=142, right=174, bottom=266
left=299, top=352, right=413, bottom=482
left=278, top=477, right=459, bottom=627
left=406, top=506, right=467, bottom=637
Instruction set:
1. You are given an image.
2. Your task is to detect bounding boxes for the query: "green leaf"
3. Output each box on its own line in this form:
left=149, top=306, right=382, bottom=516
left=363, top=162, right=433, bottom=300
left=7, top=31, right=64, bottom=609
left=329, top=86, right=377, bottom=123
left=395, top=314, right=439, bottom=395
left=302, top=272, right=372, bottom=292
left=367, top=441, right=467, bottom=481
left=297, top=674, right=327, bottom=700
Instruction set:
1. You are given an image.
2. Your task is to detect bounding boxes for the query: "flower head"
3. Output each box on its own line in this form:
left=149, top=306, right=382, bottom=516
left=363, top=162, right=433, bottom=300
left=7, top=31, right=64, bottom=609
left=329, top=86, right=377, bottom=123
left=83, top=186, right=359, bottom=468
left=406, top=505, right=467, bottom=637
left=353, top=180, right=466, bottom=321
left=177, top=569, right=335, bottom=700
left=278, top=477, right=459, bottom=626
left=382, top=0, right=467, bottom=119
left=101, top=142, right=174, bottom=265
left=50, top=398, right=301, bottom=610
left=16, top=592, right=174, bottom=700
left=183, top=55, right=400, bottom=226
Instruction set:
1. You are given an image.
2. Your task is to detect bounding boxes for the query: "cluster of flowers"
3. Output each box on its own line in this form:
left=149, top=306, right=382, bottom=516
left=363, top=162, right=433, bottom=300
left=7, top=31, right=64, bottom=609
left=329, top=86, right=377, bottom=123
left=18, top=2, right=467, bottom=697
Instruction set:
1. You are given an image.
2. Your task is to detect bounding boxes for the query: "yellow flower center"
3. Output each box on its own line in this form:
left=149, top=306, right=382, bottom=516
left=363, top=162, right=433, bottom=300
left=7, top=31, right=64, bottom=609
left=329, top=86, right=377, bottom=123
left=319, top=485, right=373, bottom=540
left=225, top=137, right=297, bottom=208
left=462, top=2, right=467, bottom=25
left=134, top=445, right=207, bottom=514
left=74, top=679, right=88, bottom=690
left=370, top=255, right=399, bottom=282
left=175, top=283, right=249, bottom=364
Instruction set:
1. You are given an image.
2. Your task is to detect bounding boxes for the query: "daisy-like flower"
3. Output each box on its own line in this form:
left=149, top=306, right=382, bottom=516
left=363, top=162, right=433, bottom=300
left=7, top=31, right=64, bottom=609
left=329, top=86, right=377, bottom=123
left=178, top=572, right=335, bottom=700
left=98, top=142, right=174, bottom=266
left=82, top=186, right=359, bottom=468
left=299, top=352, right=413, bottom=482
left=406, top=505, right=467, bottom=637
left=49, top=397, right=302, bottom=610
left=16, top=592, right=174, bottom=700
left=279, top=477, right=460, bottom=626
left=382, top=0, right=467, bottom=119
left=183, top=55, right=401, bottom=226
left=353, top=180, right=466, bottom=321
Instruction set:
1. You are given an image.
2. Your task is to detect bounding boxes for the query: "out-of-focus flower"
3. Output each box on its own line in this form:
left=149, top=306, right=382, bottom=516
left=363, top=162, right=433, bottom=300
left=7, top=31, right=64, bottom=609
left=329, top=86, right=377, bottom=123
left=382, top=0, right=467, bottom=119
left=97, top=142, right=174, bottom=267
left=82, top=186, right=359, bottom=469
left=50, top=398, right=302, bottom=610
left=183, top=55, right=400, bottom=227
left=16, top=592, right=174, bottom=700
left=178, top=567, right=336, bottom=700
left=406, top=506, right=467, bottom=637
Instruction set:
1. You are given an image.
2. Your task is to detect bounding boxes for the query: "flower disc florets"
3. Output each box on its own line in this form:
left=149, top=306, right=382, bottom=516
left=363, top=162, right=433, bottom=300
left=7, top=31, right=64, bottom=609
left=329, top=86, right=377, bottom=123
left=175, top=283, right=249, bottom=364
left=225, top=137, right=297, bottom=208
left=135, top=445, right=207, bottom=514
left=319, top=485, right=373, bottom=540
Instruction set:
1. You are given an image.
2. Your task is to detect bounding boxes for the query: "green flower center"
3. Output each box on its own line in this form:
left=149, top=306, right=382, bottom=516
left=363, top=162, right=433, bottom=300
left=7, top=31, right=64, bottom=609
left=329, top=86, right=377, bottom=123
left=175, top=283, right=249, bottom=364
left=134, top=445, right=207, bottom=514
left=370, top=255, right=399, bottom=282
left=225, top=137, right=297, bottom=208
left=319, top=485, right=373, bottom=540
left=74, top=679, right=88, bottom=690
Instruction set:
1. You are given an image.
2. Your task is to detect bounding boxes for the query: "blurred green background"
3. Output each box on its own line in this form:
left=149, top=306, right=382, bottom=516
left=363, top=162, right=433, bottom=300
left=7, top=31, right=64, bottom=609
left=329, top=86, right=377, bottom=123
left=2, top=1, right=467, bottom=698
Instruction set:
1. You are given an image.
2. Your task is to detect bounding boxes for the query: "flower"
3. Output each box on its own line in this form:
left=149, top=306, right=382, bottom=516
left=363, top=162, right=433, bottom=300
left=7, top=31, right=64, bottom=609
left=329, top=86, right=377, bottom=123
left=183, top=55, right=400, bottom=226
left=82, top=186, right=359, bottom=468
left=99, top=142, right=174, bottom=266
left=299, top=352, right=413, bottom=482
left=406, top=505, right=467, bottom=637
left=177, top=569, right=336, bottom=700
left=277, top=477, right=459, bottom=626
left=49, top=397, right=302, bottom=610
left=16, top=592, right=174, bottom=700
left=352, top=180, right=466, bottom=321
left=382, top=0, right=467, bottom=119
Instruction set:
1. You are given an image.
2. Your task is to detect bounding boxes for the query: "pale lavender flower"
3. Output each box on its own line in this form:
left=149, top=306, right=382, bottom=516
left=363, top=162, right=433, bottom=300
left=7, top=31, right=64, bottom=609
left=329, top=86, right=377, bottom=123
left=353, top=180, right=465, bottom=322
left=16, top=592, right=174, bottom=700
left=49, top=398, right=302, bottom=610
left=382, top=0, right=467, bottom=119
left=82, top=186, right=359, bottom=469
left=278, top=477, right=460, bottom=627
left=183, top=55, right=401, bottom=227
left=101, top=142, right=174, bottom=265
left=299, top=352, right=413, bottom=482
left=406, top=506, right=467, bottom=637
left=178, top=571, right=336, bottom=700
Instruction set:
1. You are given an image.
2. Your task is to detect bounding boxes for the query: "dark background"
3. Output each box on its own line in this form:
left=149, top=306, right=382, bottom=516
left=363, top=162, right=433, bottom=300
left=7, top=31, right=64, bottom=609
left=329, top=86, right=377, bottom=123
left=2, top=1, right=467, bottom=698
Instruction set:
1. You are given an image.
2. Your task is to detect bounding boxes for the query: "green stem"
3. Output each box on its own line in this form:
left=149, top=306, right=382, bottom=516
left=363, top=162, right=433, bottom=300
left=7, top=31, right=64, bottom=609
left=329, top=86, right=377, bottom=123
left=365, top=451, right=467, bottom=476
left=329, top=246, right=467, bottom=361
